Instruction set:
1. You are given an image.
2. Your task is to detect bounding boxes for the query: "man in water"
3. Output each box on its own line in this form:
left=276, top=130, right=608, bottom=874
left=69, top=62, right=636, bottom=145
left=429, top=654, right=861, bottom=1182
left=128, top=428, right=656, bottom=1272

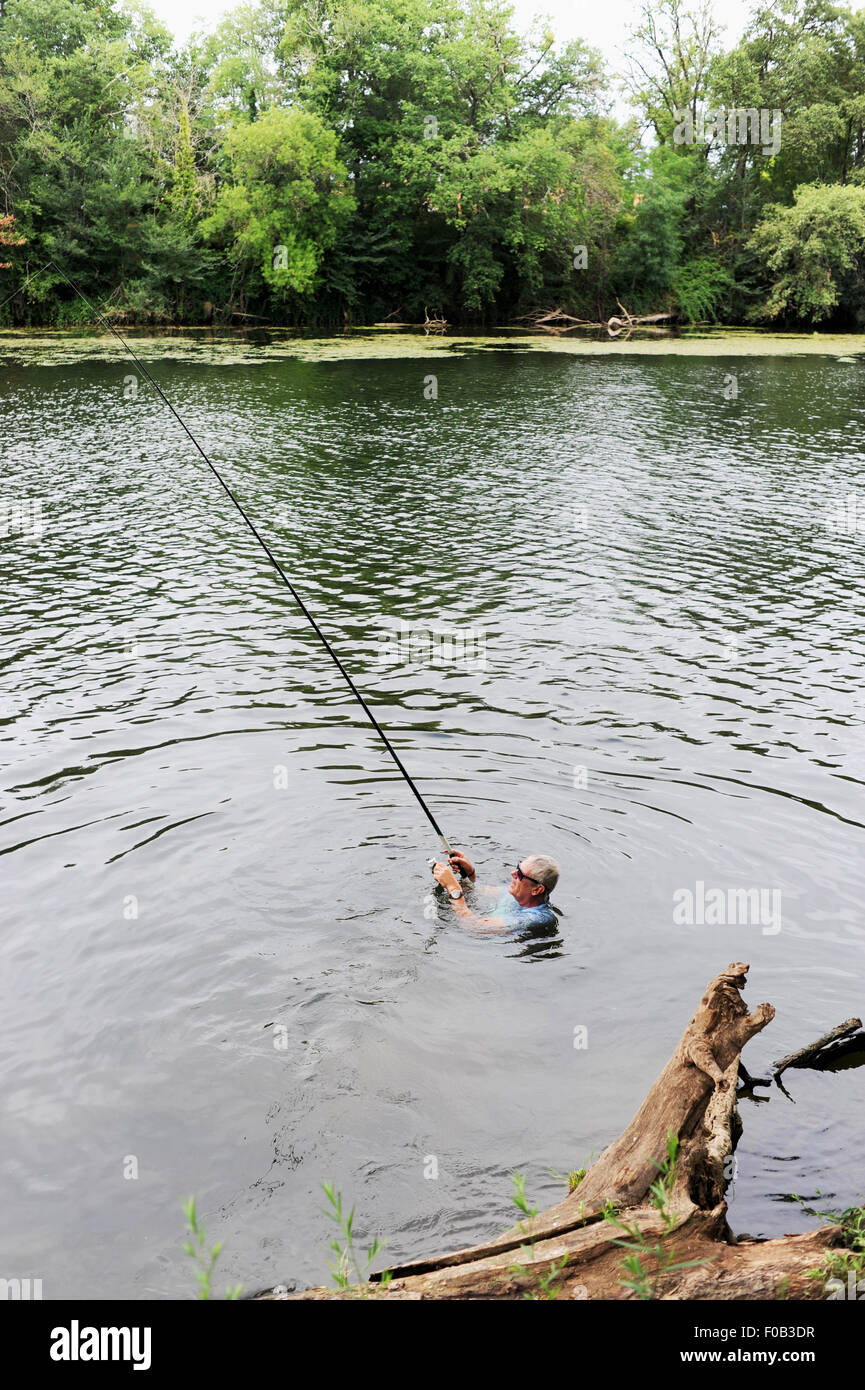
left=432, top=851, right=559, bottom=934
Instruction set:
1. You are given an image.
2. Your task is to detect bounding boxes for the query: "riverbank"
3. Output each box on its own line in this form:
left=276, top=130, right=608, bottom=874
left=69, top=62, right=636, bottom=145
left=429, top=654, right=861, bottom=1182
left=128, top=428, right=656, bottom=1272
left=2, top=325, right=865, bottom=368
left=260, top=965, right=857, bottom=1301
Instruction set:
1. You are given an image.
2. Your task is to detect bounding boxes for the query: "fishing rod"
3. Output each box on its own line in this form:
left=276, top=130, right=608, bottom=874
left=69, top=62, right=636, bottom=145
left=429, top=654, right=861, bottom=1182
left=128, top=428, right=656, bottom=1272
left=46, top=260, right=455, bottom=860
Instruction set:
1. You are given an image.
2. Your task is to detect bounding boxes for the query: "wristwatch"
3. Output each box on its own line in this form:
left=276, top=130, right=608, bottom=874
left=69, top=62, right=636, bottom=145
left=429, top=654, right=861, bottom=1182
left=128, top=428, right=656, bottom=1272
left=449, top=887, right=463, bottom=900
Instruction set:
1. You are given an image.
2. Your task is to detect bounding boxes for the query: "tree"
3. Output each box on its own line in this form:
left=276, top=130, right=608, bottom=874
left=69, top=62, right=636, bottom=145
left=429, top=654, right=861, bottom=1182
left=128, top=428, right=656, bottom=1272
left=612, top=145, right=690, bottom=312
left=624, top=0, right=721, bottom=145
left=710, top=0, right=865, bottom=226
left=0, top=0, right=177, bottom=320
left=271, top=0, right=609, bottom=319
left=748, top=181, right=865, bottom=323
left=4, top=0, right=864, bottom=327
left=201, top=106, right=354, bottom=311
left=199, top=0, right=286, bottom=122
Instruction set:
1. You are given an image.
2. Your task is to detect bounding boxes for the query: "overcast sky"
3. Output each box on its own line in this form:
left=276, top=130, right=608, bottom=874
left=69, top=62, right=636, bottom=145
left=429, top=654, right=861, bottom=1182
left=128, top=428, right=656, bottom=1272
left=142, top=0, right=757, bottom=69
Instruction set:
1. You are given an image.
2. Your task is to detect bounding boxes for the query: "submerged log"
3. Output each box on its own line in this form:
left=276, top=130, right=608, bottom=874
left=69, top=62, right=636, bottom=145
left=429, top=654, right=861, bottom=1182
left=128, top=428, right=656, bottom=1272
left=607, top=299, right=675, bottom=337
left=772, top=1017, right=863, bottom=1078
left=739, top=1016, right=864, bottom=1088
left=372, top=312, right=449, bottom=330
left=513, top=302, right=675, bottom=338
left=423, top=307, right=448, bottom=330
left=264, top=963, right=847, bottom=1300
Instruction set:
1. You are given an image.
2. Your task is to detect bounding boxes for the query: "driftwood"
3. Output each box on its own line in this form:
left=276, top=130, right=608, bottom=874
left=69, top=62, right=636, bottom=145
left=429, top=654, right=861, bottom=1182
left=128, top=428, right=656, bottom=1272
left=513, top=306, right=599, bottom=335
left=515, top=300, right=675, bottom=339
left=422, top=307, right=448, bottom=333
left=740, top=1016, right=865, bottom=1088
left=533, top=308, right=595, bottom=326
left=371, top=309, right=449, bottom=332
left=263, top=963, right=848, bottom=1300
left=607, top=298, right=674, bottom=338
left=773, top=1018, right=863, bottom=1077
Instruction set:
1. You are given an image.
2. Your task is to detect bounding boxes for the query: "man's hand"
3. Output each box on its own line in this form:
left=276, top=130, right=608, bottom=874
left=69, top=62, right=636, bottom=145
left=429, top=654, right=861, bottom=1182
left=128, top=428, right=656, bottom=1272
left=447, top=850, right=476, bottom=880
left=433, top=862, right=460, bottom=892
left=432, top=860, right=507, bottom=932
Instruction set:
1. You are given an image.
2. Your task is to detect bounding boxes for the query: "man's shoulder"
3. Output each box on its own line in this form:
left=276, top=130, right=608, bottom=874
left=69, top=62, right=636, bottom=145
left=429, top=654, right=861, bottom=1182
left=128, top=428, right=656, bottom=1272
left=495, top=891, right=555, bottom=925
left=517, top=900, right=556, bottom=925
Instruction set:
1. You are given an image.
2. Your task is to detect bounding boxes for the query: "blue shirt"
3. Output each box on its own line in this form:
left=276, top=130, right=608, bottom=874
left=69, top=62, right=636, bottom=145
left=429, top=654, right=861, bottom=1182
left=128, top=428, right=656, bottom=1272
left=490, top=886, right=557, bottom=931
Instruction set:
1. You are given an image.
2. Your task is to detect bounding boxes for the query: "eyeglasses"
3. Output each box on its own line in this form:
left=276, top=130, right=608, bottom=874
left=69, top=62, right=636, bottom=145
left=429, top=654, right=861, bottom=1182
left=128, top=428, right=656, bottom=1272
left=513, top=863, right=543, bottom=887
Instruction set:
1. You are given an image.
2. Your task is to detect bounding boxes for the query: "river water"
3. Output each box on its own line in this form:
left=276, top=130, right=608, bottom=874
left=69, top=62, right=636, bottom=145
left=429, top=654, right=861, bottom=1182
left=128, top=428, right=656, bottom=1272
left=2, top=330, right=864, bottom=1298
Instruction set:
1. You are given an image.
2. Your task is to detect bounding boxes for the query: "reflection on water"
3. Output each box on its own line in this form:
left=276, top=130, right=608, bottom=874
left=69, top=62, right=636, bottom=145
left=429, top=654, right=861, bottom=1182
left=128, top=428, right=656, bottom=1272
left=2, top=342, right=865, bottom=1296
left=506, top=914, right=564, bottom=961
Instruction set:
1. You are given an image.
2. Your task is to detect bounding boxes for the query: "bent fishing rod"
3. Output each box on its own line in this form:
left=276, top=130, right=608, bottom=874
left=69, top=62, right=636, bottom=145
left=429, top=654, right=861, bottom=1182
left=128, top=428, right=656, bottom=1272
left=46, top=260, right=455, bottom=860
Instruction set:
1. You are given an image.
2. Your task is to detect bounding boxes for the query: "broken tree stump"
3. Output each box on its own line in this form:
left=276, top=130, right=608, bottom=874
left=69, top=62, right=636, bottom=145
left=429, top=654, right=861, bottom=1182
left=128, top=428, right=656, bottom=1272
left=564, top=962, right=773, bottom=1214
left=262, top=963, right=848, bottom=1301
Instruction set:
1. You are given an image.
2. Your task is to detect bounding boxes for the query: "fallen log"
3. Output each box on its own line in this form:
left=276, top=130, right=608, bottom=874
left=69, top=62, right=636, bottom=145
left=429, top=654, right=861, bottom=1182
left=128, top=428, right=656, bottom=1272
left=513, top=302, right=676, bottom=337
left=263, top=963, right=848, bottom=1300
left=607, top=299, right=675, bottom=337
left=773, top=1018, right=863, bottom=1078
left=533, top=307, right=594, bottom=326
left=739, top=1016, right=864, bottom=1087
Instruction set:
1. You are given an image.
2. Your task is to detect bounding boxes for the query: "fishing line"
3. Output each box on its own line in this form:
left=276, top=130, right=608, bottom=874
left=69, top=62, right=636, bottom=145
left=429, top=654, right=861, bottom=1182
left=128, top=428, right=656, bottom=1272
left=43, top=260, right=454, bottom=857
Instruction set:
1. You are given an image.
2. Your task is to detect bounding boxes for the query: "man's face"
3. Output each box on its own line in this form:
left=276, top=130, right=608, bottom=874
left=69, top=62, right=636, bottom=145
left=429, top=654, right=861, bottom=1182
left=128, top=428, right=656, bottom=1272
left=509, top=861, right=545, bottom=906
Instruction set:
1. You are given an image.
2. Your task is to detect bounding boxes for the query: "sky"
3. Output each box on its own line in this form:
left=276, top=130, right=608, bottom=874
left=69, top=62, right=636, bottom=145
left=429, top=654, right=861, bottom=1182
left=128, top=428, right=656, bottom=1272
left=142, top=0, right=758, bottom=67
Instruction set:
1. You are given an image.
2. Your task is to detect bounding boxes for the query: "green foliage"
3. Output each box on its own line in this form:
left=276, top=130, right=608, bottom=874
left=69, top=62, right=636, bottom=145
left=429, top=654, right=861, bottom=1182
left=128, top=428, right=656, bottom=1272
left=624, top=0, right=722, bottom=146
left=603, top=1132, right=711, bottom=1300
left=509, top=1168, right=538, bottom=1226
left=171, top=104, right=199, bottom=230
left=1, top=0, right=864, bottom=325
left=548, top=1152, right=596, bottom=1193
left=748, top=182, right=865, bottom=324
left=673, top=254, right=737, bottom=322
left=795, top=1195, right=865, bottom=1293
left=321, top=1181, right=393, bottom=1297
left=612, top=145, right=695, bottom=313
left=505, top=1170, right=570, bottom=1300
left=201, top=106, right=354, bottom=310
left=710, top=0, right=865, bottom=208
left=181, top=1196, right=243, bottom=1300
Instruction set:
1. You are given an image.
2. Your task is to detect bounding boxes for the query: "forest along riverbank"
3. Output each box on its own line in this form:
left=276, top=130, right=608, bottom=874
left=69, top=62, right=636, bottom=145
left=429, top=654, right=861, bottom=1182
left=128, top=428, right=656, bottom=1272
left=3, top=0, right=865, bottom=332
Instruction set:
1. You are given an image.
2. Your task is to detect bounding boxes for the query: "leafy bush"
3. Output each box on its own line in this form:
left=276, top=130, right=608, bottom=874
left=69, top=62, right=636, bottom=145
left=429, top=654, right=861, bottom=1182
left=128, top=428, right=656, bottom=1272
left=748, top=182, right=865, bottom=324
left=673, top=255, right=737, bottom=322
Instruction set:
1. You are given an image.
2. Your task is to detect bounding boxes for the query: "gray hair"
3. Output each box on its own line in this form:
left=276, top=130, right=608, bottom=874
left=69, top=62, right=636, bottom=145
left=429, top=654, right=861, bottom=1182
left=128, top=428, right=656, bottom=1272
left=523, top=854, right=560, bottom=895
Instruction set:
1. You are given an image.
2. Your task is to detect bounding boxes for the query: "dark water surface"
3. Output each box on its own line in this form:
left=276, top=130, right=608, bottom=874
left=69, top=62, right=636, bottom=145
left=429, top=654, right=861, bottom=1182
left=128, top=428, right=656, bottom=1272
left=2, top=339, right=865, bottom=1298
